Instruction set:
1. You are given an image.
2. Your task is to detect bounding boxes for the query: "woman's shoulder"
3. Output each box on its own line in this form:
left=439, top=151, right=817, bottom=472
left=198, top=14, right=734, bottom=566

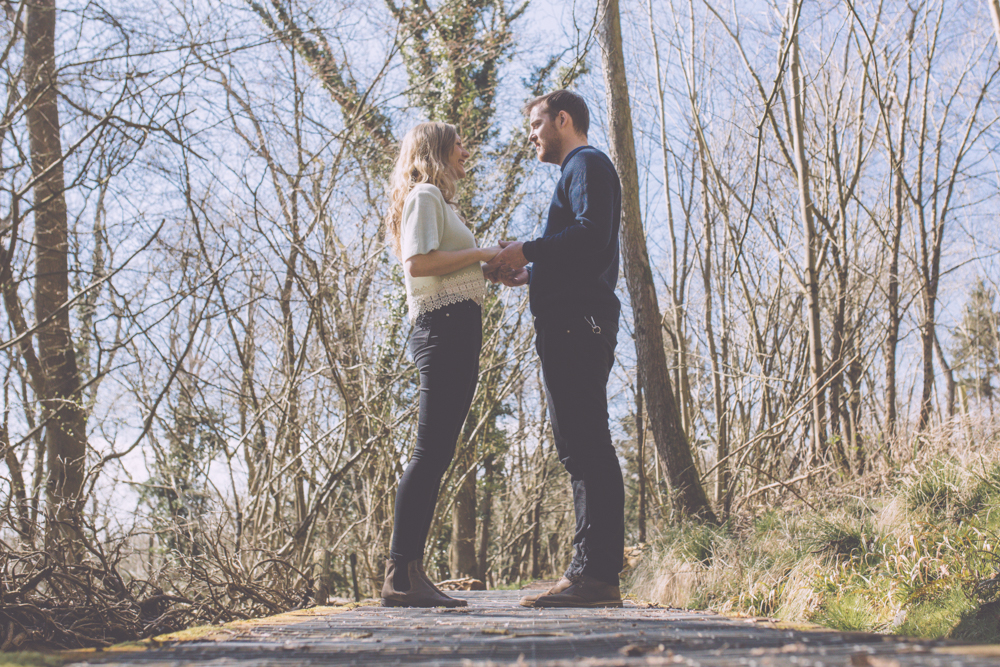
left=402, top=183, right=447, bottom=232
left=405, top=182, right=445, bottom=203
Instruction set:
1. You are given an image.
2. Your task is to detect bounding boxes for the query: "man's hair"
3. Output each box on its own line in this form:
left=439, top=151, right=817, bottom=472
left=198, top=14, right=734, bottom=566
left=524, top=89, right=589, bottom=137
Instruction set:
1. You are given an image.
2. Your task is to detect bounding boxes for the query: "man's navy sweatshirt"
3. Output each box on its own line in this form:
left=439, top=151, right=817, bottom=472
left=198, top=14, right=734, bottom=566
left=521, top=145, right=621, bottom=324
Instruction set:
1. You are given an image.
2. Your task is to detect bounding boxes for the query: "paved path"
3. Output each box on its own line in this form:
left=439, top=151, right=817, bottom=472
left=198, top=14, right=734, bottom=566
left=68, top=591, right=1000, bottom=666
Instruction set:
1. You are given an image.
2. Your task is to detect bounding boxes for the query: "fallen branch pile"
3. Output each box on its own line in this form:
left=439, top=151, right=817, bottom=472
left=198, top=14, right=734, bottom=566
left=0, top=529, right=307, bottom=651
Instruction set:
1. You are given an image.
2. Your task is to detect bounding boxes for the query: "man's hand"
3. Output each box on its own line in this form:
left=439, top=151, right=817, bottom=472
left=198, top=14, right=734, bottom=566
left=484, top=240, right=529, bottom=286
left=483, top=264, right=506, bottom=284
left=485, top=263, right=525, bottom=285
left=485, top=240, right=527, bottom=272
left=500, top=267, right=529, bottom=287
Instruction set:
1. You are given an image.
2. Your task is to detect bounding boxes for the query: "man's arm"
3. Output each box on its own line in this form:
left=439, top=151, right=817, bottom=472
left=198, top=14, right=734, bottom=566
left=521, top=158, right=616, bottom=263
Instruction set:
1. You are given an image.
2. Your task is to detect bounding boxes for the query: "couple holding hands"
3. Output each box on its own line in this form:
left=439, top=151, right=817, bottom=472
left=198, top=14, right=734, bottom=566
left=382, top=90, right=624, bottom=609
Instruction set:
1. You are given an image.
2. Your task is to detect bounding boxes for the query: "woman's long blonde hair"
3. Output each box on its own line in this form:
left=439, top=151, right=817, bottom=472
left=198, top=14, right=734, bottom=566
left=385, top=122, right=459, bottom=259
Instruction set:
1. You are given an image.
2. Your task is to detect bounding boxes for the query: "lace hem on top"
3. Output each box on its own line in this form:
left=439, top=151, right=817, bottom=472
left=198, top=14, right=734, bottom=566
left=407, top=270, right=486, bottom=321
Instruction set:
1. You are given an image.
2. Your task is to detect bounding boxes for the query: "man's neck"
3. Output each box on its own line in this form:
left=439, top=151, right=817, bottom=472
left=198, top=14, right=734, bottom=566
left=557, top=136, right=589, bottom=165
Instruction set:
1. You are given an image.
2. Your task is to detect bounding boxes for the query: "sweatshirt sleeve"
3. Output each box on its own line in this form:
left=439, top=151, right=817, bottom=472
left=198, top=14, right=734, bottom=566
left=522, top=155, right=617, bottom=263
left=400, top=187, right=445, bottom=261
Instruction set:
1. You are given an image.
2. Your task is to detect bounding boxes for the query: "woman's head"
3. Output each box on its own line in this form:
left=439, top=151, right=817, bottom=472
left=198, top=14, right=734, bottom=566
left=385, top=122, right=467, bottom=258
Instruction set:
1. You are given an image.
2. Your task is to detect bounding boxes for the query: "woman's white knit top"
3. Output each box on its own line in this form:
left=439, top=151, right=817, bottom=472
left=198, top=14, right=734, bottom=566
left=400, top=183, right=486, bottom=321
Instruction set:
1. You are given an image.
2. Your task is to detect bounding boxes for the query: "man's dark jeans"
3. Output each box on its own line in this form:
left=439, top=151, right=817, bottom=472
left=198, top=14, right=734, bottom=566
left=535, top=314, right=623, bottom=586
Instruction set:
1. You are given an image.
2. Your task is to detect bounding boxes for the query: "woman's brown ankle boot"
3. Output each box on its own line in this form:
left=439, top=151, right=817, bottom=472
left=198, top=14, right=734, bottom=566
left=381, top=560, right=468, bottom=607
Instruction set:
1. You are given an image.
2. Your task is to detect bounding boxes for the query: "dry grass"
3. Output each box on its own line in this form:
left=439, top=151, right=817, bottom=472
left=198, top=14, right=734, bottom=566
left=627, top=552, right=704, bottom=609
left=626, top=417, right=1000, bottom=642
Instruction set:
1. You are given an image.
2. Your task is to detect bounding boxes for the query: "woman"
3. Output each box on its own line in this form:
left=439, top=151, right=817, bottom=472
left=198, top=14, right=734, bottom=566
left=382, top=122, right=499, bottom=607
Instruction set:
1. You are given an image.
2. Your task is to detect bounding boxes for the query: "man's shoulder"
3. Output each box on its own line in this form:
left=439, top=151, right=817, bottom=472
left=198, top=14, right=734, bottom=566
left=567, top=146, right=616, bottom=171
left=563, top=147, right=619, bottom=182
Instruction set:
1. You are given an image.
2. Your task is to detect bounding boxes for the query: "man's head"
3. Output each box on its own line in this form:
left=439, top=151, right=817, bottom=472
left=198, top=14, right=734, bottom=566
left=524, top=90, right=590, bottom=165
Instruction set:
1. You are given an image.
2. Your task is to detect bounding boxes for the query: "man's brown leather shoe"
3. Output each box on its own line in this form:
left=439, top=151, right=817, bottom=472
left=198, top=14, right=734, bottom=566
left=528, top=574, right=622, bottom=608
left=518, top=576, right=574, bottom=607
left=381, top=560, right=468, bottom=607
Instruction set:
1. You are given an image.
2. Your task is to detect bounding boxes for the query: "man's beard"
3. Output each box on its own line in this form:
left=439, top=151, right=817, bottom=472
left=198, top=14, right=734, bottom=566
left=539, top=135, right=563, bottom=164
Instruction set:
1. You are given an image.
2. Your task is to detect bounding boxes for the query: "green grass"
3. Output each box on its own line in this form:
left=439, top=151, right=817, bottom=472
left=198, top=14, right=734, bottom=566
left=656, top=520, right=728, bottom=566
left=905, top=458, right=963, bottom=514
left=813, top=590, right=879, bottom=632
left=626, top=454, right=1000, bottom=642
left=806, top=515, right=874, bottom=561
left=898, top=587, right=978, bottom=639
left=0, top=653, right=64, bottom=667
left=490, top=579, right=541, bottom=591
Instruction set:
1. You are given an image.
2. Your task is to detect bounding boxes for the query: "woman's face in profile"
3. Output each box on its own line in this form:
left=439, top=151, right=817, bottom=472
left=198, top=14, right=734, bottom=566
left=447, top=136, right=470, bottom=180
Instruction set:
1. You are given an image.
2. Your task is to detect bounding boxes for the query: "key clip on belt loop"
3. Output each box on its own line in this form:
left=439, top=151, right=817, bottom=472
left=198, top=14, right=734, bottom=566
left=584, top=315, right=601, bottom=335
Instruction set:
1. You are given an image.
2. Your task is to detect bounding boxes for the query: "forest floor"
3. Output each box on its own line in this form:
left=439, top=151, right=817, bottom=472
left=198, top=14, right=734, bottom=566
left=16, top=590, right=1000, bottom=667
left=625, top=452, right=1000, bottom=643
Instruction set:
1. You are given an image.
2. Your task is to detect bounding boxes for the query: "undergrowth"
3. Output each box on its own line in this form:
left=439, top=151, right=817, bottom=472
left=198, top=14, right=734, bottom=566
left=626, top=442, right=1000, bottom=642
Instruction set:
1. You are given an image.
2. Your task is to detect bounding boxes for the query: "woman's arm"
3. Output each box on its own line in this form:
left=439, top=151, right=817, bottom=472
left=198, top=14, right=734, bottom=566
left=405, top=246, right=502, bottom=278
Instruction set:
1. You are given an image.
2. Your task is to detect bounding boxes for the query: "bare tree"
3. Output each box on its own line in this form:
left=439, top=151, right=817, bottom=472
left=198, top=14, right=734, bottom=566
left=598, top=0, right=715, bottom=521
left=989, top=0, right=1000, bottom=49
left=22, top=0, right=87, bottom=546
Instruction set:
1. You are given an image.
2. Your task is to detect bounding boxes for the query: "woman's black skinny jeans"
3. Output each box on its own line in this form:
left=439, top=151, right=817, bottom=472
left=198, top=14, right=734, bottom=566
left=389, top=300, right=482, bottom=564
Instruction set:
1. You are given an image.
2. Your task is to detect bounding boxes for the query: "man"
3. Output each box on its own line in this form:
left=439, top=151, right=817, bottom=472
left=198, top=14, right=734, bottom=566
left=486, top=89, right=623, bottom=608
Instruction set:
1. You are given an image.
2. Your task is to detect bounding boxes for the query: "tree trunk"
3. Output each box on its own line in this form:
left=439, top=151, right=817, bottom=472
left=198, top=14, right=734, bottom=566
left=450, top=450, right=477, bottom=578
left=646, top=0, right=693, bottom=436
left=917, top=291, right=937, bottom=432
left=989, top=0, right=1000, bottom=50
left=476, top=455, right=494, bottom=582
left=933, top=330, right=956, bottom=419
left=529, top=493, right=543, bottom=579
left=25, top=0, right=87, bottom=547
left=279, top=245, right=306, bottom=543
left=884, top=106, right=907, bottom=450
left=695, top=144, right=728, bottom=508
left=530, top=379, right=549, bottom=578
left=635, top=382, right=646, bottom=543
left=916, top=169, right=937, bottom=433
left=597, top=0, right=715, bottom=522
left=789, top=11, right=828, bottom=464
left=884, top=247, right=901, bottom=438
left=828, top=270, right=848, bottom=462
left=846, top=325, right=866, bottom=472
left=1, top=396, right=32, bottom=541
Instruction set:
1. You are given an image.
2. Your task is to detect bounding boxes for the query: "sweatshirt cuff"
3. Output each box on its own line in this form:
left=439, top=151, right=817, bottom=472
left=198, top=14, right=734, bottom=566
left=522, top=239, right=539, bottom=263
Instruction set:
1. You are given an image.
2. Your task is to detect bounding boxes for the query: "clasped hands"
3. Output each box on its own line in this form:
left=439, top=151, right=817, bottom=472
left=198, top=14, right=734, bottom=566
left=483, top=240, right=529, bottom=287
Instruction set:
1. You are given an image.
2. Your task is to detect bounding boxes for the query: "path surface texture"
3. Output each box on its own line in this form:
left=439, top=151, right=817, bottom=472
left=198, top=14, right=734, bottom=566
left=69, top=591, right=1000, bottom=667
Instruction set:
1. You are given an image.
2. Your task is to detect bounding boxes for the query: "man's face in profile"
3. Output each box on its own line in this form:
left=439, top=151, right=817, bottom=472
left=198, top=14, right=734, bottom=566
left=529, top=104, right=565, bottom=165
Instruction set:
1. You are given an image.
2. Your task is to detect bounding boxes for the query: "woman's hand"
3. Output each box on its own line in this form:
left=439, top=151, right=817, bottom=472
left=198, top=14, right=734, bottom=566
left=479, top=245, right=503, bottom=262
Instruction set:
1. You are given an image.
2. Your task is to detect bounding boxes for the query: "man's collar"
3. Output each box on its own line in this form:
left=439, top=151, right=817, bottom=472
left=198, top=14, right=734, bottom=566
left=560, top=145, right=591, bottom=171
